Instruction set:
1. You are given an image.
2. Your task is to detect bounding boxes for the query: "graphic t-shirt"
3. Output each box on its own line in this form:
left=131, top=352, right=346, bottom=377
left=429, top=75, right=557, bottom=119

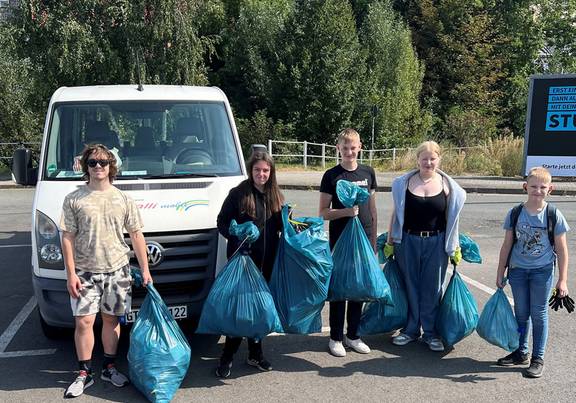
left=60, top=185, right=143, bottom=273
left=504, top=204, right=570, bottom=269
left=320, top=164, right=377, bottom=248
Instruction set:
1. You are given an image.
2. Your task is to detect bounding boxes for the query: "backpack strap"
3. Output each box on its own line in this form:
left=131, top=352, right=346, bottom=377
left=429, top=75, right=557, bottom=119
left=506, top=203, right=524, bottom=269
left=547, top=203, right=557, bottom=250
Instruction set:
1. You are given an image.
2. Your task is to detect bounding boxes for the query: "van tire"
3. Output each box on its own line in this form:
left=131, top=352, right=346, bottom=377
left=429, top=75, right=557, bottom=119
left=39, top=312, right=69, bottom=339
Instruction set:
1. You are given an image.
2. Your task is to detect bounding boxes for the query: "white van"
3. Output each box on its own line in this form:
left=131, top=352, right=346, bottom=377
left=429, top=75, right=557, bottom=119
left=12, top=85, right=246, bottom=337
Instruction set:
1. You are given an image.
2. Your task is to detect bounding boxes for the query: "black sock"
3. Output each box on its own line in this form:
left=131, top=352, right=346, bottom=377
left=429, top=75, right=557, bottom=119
left=102, top=353, right=116, bottom=370
left=79, top=360, right=92, bottom=374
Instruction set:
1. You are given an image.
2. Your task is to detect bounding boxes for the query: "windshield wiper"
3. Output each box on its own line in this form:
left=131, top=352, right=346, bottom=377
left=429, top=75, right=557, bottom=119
left=119, top=173, right=219, bottom=180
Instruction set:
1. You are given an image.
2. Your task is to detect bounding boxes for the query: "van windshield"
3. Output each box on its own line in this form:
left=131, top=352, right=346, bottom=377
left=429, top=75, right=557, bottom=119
left=43, top=101, right=243, bottom=179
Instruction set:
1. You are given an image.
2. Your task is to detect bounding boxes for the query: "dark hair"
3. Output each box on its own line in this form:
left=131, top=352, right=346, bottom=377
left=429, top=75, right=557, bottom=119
left=239, top=151, right=284, bottom=218
left=80, top=144, right=118, bottom=183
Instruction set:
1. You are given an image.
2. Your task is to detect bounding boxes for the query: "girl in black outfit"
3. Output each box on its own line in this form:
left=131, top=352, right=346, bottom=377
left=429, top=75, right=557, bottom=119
left=215, top=151, right=284, bottom=378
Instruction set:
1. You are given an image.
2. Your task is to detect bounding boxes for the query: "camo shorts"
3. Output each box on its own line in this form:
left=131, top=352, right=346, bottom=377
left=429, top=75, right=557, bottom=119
left=70, top=264, right=132, bottom=317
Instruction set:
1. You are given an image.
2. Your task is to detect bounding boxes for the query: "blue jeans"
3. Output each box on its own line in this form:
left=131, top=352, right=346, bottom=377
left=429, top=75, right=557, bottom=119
left=508, top=265, right=554, bottom=359
left=395, top=232, right=448, bottom=339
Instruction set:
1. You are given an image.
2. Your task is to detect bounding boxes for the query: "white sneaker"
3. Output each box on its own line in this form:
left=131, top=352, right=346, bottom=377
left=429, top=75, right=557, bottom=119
left=328, top=339, right=346, bottom=357
left=344, top=336, right=371, bottom=354
left=392, top=333, right=415, bottom=346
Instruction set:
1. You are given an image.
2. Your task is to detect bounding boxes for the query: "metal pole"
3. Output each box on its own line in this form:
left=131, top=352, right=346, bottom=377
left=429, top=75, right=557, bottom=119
left=322, top=143, right=326, bottom=168
left=303, top=141, right=308, bottom=169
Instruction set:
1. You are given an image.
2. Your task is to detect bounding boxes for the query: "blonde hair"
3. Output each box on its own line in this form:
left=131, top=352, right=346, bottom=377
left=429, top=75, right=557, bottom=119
left=416, top=140, right=441, bottom=158
left=337, top=128, right=361, bottom=144
left=526, top=166, right=552, bottom=183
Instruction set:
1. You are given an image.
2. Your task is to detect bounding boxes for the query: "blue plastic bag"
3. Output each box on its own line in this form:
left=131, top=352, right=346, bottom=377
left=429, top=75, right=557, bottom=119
left=196, top=253, right=283, bottom=339
left=459, top=233, right=482, bottom=264
left=128, top=284, right=191, bottom=403
left=328, top=181, right=391, bottom=302
left=269, top=205, right=333, bottom=334
left=477, top=288, right=519, bottom=352
left=435, top=268, right=479, bottom=346
left=358, top=258, right=408, bottom=335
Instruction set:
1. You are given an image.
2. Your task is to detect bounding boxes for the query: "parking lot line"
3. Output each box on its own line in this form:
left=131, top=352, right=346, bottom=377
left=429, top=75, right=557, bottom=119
left=0, top=296, right=56, bottom=358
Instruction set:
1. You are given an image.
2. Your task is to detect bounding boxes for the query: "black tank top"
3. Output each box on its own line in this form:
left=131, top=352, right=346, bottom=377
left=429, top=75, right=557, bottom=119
left=403, top=189, right=447, bottom=232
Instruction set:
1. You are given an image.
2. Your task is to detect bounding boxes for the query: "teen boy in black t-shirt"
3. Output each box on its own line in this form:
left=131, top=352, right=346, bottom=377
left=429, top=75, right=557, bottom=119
left=319, top=128, right=377, bottom=357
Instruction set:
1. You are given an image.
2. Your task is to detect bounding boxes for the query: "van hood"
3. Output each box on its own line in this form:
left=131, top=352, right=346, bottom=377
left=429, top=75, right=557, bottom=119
left=34, top=177, right=244, bottom=233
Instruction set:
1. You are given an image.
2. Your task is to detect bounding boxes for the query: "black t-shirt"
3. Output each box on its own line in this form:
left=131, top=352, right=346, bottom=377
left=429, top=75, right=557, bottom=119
left=320, top=164, right=377, bottom=248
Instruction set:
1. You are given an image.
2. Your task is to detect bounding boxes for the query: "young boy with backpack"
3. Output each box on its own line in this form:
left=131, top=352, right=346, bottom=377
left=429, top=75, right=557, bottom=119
left=495, top=167, right=570, bottom=378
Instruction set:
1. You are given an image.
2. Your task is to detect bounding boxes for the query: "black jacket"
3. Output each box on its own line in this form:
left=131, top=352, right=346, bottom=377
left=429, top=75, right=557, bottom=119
left=217, top=181, right=282, bottom=281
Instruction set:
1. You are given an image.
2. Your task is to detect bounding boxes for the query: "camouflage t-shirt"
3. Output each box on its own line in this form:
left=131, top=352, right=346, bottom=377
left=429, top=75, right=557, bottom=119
left=60, top=185, right=143, bottom=273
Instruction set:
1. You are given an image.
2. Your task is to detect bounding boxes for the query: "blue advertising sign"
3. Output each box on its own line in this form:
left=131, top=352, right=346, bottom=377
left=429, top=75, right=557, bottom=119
left=524, top=75, right=576, bottom=176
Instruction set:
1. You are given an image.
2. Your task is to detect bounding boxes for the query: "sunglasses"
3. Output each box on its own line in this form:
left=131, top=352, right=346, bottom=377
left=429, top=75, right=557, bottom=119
left=86, top=159, right=111, bottom=168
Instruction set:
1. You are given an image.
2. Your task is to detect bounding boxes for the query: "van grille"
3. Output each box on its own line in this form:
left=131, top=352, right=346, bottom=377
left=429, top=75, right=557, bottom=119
left=126, top=229, right=218, bottom=308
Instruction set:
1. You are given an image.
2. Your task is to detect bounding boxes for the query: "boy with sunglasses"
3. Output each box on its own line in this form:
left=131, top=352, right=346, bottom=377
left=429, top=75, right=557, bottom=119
left=61, top=144, right=153, bottom=398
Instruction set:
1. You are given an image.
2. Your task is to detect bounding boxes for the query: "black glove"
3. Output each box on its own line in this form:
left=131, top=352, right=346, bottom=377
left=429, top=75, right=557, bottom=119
left=548, top=290, right=574, bottom=313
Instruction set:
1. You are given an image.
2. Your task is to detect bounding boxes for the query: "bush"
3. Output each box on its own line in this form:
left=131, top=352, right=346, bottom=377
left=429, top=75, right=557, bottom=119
left=485, top=135, right=524, bottom=177
left=443, top=107, right=497, bottom=147
left=236, top=109, right=294, bottom=158
left=465, top=150, right=502, bottom=176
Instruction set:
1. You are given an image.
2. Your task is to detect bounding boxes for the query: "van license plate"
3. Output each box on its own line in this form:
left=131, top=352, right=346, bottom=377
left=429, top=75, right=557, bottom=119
left=126, top=305, right=187, bottom=323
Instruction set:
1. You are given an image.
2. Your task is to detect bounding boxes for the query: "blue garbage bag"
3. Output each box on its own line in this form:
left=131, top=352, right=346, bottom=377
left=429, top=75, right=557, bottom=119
left=128, top=284, right=191, bottom=403
left=358, top=258, right=408, bottom=335
left=459, top=233, right=482, bottom=264
left=435, top=268, right=479, bottom=346
left=269, top=205, right=333, bottom=334
left=476, top=288, right=519, bottom=352
left=196, top=253, right=283, bottom=339
left=328, top=180, right=391, bottom=302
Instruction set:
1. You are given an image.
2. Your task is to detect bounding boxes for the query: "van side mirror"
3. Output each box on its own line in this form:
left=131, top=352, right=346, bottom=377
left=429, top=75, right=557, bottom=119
left=12, top=148, right=38, bottom=186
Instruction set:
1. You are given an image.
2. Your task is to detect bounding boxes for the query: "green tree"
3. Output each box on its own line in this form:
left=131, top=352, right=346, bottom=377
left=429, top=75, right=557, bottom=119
left=0, top=23, right=41, bottom=162
left=359, top=0, right=428, bottom=147
left=394, top=1, right=505, bottom=135
left=271, top=0, right=364, bottom=143
left=16, top=0, right=212, bottom=117
left=535, top=0, right=576, bottom=73
left=214, top=0, right=293, bottom=118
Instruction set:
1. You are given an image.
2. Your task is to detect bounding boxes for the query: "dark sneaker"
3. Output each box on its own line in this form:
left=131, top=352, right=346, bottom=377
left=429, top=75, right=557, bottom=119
left=524, top=357, right=544, bottom=378
left=215, top=359, right=233, bottom=378
left=64, top=370, right=94, bottom=398
left=101, top=364, right=130, bottom=387
left=497, top=349, right=530, bottom=367
left=247, top=357, right=273, bottom=372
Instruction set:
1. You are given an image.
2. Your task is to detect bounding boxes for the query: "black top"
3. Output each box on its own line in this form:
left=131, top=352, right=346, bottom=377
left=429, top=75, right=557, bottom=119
left=217, top=180, right=282, bottom=281
left=403, top=189, right=447, bottom=232
left=320, top=164, right=377, bottom=248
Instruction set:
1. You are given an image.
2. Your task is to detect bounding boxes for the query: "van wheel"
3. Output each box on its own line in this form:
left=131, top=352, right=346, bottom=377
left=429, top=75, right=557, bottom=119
left=39, top=312, right=68, bottom=339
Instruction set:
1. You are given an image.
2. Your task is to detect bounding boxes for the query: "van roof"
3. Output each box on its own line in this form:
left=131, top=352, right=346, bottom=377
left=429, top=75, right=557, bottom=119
left=51, top=85, right=228, bottom=103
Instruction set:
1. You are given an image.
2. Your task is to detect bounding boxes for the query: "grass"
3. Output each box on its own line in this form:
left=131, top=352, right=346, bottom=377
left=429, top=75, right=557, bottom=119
left=275, top=136, right=525, bottom=177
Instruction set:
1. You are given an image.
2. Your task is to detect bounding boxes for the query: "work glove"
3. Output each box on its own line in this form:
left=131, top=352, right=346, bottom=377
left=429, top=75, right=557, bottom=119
left=548, top=289, right=575, bottom=313
left=384, top=243, right=394, bottom=259
left=229, top=219, right=260, bottom=244
left=450, top=247, right=462, bottom=266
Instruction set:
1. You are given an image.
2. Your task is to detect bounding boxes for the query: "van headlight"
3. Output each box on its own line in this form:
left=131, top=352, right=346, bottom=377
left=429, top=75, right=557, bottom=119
left=36, top=210, right=64, bottom=268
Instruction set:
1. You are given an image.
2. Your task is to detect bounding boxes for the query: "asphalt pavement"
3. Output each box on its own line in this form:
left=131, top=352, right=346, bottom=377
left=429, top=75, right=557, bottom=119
left=2, top=169, right=576, bottom=194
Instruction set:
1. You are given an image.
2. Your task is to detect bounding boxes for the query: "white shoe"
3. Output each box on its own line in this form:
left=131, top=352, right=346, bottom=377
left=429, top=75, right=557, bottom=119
left=392, top=333, right=415, bottom=346
left=328, top=339, right=346, bottom=357
left=344, top=336, right=371, bottom=354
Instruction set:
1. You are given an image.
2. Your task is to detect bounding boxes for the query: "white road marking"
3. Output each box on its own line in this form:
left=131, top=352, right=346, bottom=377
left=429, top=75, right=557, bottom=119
left=456, top=270, right=515, bottom=306
left=0, top=296, right=57, bottom=358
